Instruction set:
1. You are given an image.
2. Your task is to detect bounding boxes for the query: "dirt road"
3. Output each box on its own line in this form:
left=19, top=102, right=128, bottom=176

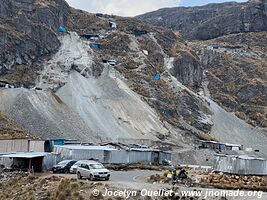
left=39, top=170, right=267, bottom=200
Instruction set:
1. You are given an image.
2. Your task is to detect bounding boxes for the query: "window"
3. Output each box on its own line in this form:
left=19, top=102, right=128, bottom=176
left=81, top=164, right=89, bottom=170
left=90, top=164, right=104, bottom=169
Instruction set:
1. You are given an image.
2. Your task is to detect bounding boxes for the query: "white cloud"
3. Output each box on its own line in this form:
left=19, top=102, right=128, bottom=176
left=66, top=0, right=181, bottom=16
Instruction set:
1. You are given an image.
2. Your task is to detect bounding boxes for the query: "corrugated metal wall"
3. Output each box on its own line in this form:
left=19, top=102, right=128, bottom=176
left=29, top=141, right=45, bottom=152
left=53, top=146, right=172, bottom=164
left=128, top=151, right=152, bottom=164
left=0, top=157, right=13, bottom=168
left=0, top=140, right=45, bottom=153
left=43, top=154, right=61, bottom=170
left=159, top=152, right=171, bottom=164
left=0, top=140, right=29, bottom=153
left=214, top=156, right=267, bottom=175
left=108, top=150, right=128, bottom=164
left=71, top=149, right=105, bottom=162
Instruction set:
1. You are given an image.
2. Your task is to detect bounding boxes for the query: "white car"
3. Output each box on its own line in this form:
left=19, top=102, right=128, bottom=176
left=70, top=160, right=84, bottom=174
left=76, top=160, right=110, bottom=181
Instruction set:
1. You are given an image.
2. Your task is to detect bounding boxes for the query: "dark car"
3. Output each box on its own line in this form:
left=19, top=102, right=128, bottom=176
left=52, top=160, right=77, bottom=173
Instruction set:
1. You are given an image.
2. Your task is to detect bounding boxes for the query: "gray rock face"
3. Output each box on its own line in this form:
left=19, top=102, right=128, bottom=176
left=137, top=0, right=267, bottom=40
left=0, top=0, right=70, bottom=84
left=171, top=52, right=203, bottom=88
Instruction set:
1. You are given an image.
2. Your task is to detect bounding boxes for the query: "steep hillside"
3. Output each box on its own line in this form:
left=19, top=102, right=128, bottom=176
left=190, top=32, right=267, bottom=128
left=0, top=0, right=69, bottom=87
left=137, top=0, right=267, bottom=40
left=0, top=110, right=30, bottom=139
left=0, top=0, right=213, bottom=144
left=0, top=0, right=266, bottom=159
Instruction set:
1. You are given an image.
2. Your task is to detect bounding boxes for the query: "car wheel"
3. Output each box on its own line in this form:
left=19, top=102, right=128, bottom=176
left=105, top=177, right=110, bottom=181
left=89, top=174, right=94, bottom=181
left=64, top=169, right=68, bottom=174
left=77, top=172, right=82, bottom=180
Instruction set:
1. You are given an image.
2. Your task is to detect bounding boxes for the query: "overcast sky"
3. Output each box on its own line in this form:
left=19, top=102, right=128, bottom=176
left=66, top=0, right=247, bottom=17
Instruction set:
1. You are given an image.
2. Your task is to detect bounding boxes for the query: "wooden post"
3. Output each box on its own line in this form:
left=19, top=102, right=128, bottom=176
left=28, top=159, right=32, bottom=173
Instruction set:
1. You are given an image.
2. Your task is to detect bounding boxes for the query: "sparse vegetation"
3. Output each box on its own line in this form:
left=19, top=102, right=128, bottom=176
left=0, top=112, right=31, bottom=139
left=201, top=172, right=267, bottom=191
left=192, top=32, right=267, bottom=127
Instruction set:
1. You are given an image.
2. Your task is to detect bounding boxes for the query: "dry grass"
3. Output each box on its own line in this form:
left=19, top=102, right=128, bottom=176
left=195, top=131, right=218, bottom=141
left=0, top=65, right=37, bottom=87
left=0, top=112, right=31, bottom=139
left=201, top=173, right=267, bottom=191
left=192, top=32, right=267, bottom=128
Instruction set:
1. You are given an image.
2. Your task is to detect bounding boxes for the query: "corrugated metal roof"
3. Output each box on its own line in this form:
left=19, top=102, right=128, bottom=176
left=238, top=155, right=266, bottom=161
left=2, top=152, right=47, bottom=158
left=224, top=143, right=242, bottom=147
left=56, top=145, right=118, bottom=151
left=200, top=140, right=241, bottom=147
left=129, top=148, right=171, bottom=153
left=130, top=148, right=158, bottom=152
left=215, top=154, right=266, bottom=161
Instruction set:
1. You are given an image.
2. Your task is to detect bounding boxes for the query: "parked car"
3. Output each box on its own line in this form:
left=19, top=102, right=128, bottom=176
left=52, top=160, right=77, bottom=173
left=70, top=160, right=84, bottom=174
left=76, top=160, right=110, bottom=181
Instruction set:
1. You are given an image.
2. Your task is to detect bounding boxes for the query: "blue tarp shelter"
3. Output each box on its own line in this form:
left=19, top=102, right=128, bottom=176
left=154, top=74, right=161, bottom=80
left=58, top=26, right=66, bottom=33
left=90, top=43, right=101, bottom=49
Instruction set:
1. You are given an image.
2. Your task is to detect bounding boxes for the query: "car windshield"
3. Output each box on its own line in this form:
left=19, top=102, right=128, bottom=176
left=58, top=161, right=70, bottom=166
left=90, top=164, right=105, bottom=169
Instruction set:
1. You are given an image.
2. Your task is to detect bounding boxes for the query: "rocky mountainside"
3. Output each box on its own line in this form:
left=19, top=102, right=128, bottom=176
left=138, top=0, right=267, bottom=129
left=190, top=32, right=267, bottom=128
left=137, top=0, right=267, bottom=40
left=0, top=0, right=213, bottom=143
left=0, top=0, right=266, bottom=160
left=0, top=0, right=69, bottom=87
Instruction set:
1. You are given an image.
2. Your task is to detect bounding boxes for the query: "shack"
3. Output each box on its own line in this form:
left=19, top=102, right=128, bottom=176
left=2, top=152, right=46, bottom=172
left=0, top=152, right=60, bottom=172
left=128, top=148, right=171, bottom=165
left=0, top=139, right=46, bottom=153
left=54, top=145, right=118, bottom=163
left=44, top=138, right=76, bottom=152
left=0, top=81, right=15, bottom=88
left=225, top=143, right=243, bottom=151
left=132, top=30, right=148, bottom=37
left=109, top=21, right=117, bottom=29
left=199, top=140, right=242, bottom=151
left=90, top=43, right=101, bottom=49
left=213, top=154, right=267, bottom=175
left=207, top=44, right=220, bottom=50
left=102, top=59, right=117, bottom=66
left=80, top=34, right=100, bottom=40
left=199, top=140, right=221, bottom=150
left=53, top=144, right=171, bottom=165
left=96, top=13, right=103, bottom=17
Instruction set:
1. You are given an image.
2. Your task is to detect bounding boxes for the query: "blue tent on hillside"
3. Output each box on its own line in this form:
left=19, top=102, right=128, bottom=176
left=58, top=26, right=66, bottom=33
left=154, top=73, right=161, bottom=80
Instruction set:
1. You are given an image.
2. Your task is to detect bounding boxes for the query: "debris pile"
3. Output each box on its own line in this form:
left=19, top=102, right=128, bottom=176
left=201, top=172, right=267, bottom=191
